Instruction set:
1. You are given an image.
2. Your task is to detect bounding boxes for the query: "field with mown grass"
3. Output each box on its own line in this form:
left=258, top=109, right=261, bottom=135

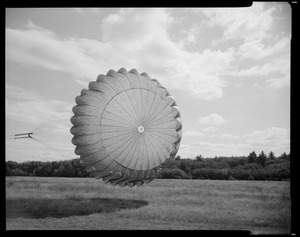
left=6, top=176, right=291, bottom=233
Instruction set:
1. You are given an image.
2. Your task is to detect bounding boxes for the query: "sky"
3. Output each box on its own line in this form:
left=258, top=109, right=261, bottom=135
left=5, top=4, right=291, bottom=162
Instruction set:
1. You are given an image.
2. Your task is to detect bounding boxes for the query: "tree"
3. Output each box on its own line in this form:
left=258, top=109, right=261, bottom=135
left=268, top=151, right=276, bottom=160
left=257, top=151, right=267, bottom=167
left=175, top=155, right=181, bottom=160
left=247, top=151, right=257, bottom=164
left=195, top=155, right=203, bottom=162
left=279, top=152, right=290, bottom=161
left=6, top=165, right=12, bottom=176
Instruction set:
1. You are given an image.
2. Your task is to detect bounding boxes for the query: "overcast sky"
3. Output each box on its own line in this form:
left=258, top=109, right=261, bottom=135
left=6, top=4, right=291, bottom=162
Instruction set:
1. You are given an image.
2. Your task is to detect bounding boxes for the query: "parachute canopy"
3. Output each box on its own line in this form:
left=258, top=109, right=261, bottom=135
left=70, top=68, right=182, bottom=187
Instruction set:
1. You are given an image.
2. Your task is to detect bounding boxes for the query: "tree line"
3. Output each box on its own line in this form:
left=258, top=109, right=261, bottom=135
left=6, top=151, right=290, bottom=181
left=158, top=151, right=290, bottom=181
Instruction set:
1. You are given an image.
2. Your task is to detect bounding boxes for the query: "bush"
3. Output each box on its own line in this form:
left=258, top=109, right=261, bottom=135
left=11, top=168, right=27, bottom=176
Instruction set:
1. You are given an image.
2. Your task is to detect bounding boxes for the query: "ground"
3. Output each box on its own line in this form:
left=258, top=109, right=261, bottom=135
left=6, top=176, right=291, bottom=233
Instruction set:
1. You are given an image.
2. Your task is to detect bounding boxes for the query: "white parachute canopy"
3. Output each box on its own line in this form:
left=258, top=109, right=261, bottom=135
left=70, top=68, right=182, bottom=187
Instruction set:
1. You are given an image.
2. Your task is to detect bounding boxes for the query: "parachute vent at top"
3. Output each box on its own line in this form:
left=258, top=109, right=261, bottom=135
left=70, top=68, right=182, bottom=187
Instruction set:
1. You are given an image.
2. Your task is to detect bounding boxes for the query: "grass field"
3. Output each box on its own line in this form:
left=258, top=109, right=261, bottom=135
left=6, top=176, right=291, bottom=233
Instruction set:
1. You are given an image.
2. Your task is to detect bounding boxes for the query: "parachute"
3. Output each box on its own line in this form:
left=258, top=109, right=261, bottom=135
left=70, top=68, right=182, bottom=187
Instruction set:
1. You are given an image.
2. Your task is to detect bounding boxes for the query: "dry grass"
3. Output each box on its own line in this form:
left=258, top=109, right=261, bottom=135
left=6, top=177, right=291, bottom=233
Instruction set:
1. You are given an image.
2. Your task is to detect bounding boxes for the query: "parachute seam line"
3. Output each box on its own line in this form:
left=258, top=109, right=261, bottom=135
left=87, top=85, right=136, bottom=125
left=147, top=122, right=176, bottom=129
left=151, top=111, right=176, bottom=127
left=129, top=132, right=142, bottom=170
left=140, top=86, right=149, bottom=126
left=75, top=103, right=106, bottom=111
left=125, top=132, right=141, bottom=169
left=147, top=128, right=177, bottom=142
left=92, top=130, right=134, bottom=144
left=114, top=131, right=139, bottom=167
left=82, top=153, right=110, bottom=166
left=146, top=98, right=176, bottom=126
left=113, top=73, right=140, bottom=123
left=141, top=84, right=159, bottom=127
left=143, top=134, right=154, bottom=170
left=138, top=79, right=159, bottom=125
left=152, top=107, right=177, bottom=123
left=126, top=71, right=140, bottom=122
left=76, top=97, right=106, bottom=109
left=144, top=94, right=166, bottom=128
left=113, top=92, right=139, bottom=124
left=138, top=135, right=146, bottom=170
left=112, top=132, right=138, bottom=166
left=80, top=147, right=106, bottom=161
left=113, top=161, right=134, bottom=172
left=98, top=88, right=138, bottom=131
left=103, top=131, right=136, bottom=155
left=92, top=163, right=116, bottom=178
left=99, top=79, right=139, bottom=125
left=126, top=72, right=142, bottom=122
left=98, top=88, right=167, bottom=136
left=148, top=116, right=177, bottom=128
left=139, top=78, right=151, bottom=126
left=101, top=109, right=136, bottom=127
left=147, top=102, right=172, bottom=128
left=147, top=131, right=172, bottom=160
left=102, top=132, right=135, bottom=150
left=145, top=100, right=172, bottom=127
left=145, top=132, right=165, bottom=166
left=98, top=125, right=133, bottom=130
left=139, top=77, right=148, bottom=127
left=143, top=132, right=159, bottom=169
left=141, top=134, right=148, bottom=170
left=121, top=132, right=139, bottom=169
left=89, top=157, right=114, bottom=174
left=103, top=100, right=137, bottom=126
left=149, top=129, right=173, bottom=155
left=122, top=72, right=140, bottom=123
left=76, top=140, right=105, bottom=155
left=147, top=130, right=175, bottom=153
left=135, top=134, right=145, bottom=171
left=134, top=72, right=144, bottom=125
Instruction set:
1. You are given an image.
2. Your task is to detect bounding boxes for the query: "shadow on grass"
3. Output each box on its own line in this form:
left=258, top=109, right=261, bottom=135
left=6, top=198, right=148, bottom=219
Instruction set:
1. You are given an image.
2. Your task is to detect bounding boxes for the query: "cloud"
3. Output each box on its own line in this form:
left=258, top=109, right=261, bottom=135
left=228, top=55, right=290, bottom=88
left=202, top=126, right=217, bottom=132
left=5, top=85, right=74, bottom=162
left=6, top=9, right=237, bottom=100
left=5, top=84, right=73, bottom=144
left=6, top=85, right=72, bottom=125
left=178, top=126, right=289, bottom=158
left=243, top=127, right=290, bottom=149
left=183, top=130, right=205, bottom=137
left=220, top=133, right=240, bottom=139
left=179, top=26, right=201, bottom=45
left=202, top=2, right=275, bottom=42
left=179, top=141, right=249, bottom=158
left=238, top=37, right=290, bottom=60
left=198, top=113, right=226, bottom=126
left=6, top=22, right=111, bottom=83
